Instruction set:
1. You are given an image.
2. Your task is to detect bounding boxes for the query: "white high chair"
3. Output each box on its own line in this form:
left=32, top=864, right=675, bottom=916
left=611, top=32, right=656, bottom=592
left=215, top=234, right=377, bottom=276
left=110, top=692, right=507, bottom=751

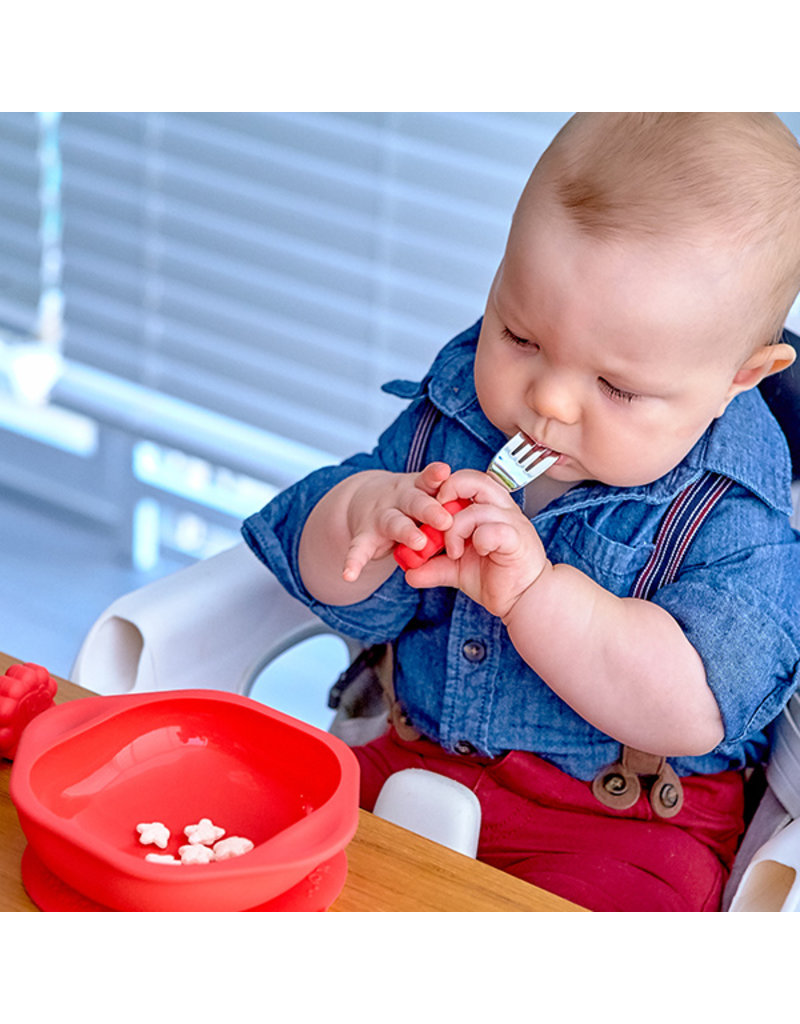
left=723, top=687, right=800, bottom=911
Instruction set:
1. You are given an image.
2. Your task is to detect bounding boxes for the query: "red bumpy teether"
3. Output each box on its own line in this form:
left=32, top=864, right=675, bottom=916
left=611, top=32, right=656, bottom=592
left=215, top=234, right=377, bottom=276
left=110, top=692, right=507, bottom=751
left=0, top=662, right=57, bottom=760
left=394, top=498, right=471, bottom=570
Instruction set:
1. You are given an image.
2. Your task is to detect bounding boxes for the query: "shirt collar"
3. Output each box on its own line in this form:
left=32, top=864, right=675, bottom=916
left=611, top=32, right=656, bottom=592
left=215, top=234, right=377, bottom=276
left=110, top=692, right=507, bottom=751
left=660, top=387, right=793, bottom=513
left=426, top=319, right=507, bottom=447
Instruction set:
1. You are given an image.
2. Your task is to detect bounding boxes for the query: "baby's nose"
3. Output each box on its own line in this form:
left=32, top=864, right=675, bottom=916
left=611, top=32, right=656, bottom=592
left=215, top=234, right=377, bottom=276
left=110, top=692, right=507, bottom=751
left=527, top=373, right=580, bottom=425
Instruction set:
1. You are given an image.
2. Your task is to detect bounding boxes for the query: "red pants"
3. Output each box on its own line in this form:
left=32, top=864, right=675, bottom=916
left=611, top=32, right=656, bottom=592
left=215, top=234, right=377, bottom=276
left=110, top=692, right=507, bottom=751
left=352, top=729, right=745, bottom=912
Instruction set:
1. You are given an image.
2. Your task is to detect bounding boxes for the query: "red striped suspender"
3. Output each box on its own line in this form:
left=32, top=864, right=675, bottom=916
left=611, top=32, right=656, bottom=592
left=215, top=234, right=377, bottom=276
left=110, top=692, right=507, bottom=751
left=632, top=473, right=734, bottom=600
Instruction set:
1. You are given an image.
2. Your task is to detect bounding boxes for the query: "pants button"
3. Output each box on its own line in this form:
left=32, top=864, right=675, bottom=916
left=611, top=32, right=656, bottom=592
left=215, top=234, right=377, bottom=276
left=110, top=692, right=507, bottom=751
left=602, top=772, right=629, bottom=795
left=454, top=739, right=477, bottom=755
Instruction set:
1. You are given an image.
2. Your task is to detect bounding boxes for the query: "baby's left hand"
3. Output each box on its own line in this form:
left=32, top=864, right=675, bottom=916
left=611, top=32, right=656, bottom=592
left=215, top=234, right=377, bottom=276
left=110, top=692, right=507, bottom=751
left=403, top=469, right=550, bottom=619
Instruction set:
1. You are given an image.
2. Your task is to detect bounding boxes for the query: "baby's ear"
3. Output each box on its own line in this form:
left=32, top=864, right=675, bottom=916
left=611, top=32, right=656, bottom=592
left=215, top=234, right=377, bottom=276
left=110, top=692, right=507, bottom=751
left=721, top=342, right=797, bottom=408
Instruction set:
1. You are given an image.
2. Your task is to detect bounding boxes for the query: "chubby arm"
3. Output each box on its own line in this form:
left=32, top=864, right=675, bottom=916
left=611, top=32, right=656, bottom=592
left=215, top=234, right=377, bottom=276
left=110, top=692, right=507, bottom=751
left=407, top=469, right=724, bottom=756
left=297, top=462, right=455, bottom=606
left=504, top=564, right=723, bottom=756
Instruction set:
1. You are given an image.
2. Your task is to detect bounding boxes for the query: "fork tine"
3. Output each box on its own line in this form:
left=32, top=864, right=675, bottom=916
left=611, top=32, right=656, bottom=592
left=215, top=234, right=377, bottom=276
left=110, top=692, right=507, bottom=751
left=486, top=431, right=558, bottom=491
left=524, top=451, right=558, bottom=474
left=508, top=432, right=554, bottom=467
left=519, top=446, right=554, bottom=470
left=509, top=431, right=533, bottom=454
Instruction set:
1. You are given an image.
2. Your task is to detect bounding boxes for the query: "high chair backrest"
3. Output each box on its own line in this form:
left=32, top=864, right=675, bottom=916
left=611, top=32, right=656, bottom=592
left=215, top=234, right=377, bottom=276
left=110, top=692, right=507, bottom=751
left=759, top=328, right=800, bottom=478
left=723, top=328, right=800, bottom=909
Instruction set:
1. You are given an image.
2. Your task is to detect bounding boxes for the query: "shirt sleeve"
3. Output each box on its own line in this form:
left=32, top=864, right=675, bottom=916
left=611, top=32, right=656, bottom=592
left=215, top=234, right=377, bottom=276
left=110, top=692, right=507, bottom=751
left=651, top=486, right=800, bottom=748
left=241, top=395, right=431, bottom=645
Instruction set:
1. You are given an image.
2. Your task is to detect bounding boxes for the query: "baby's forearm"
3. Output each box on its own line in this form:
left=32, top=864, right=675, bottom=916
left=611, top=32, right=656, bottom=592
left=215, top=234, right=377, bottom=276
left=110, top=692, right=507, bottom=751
left=504, top=563, right=724, bottom=756
left=297, top=472, right=397, bottom=606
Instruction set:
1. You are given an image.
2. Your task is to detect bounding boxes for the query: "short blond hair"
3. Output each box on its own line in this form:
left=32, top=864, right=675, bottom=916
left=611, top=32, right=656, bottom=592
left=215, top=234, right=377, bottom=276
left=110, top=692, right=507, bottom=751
left=533, top=113, right=800, bottom=344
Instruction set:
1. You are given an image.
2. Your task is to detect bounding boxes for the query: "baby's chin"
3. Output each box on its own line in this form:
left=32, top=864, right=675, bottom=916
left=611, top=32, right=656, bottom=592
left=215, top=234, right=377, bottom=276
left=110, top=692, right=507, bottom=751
left=541, top=458, right=588, bottom=484
left=545, top=459, right=649, bottom=489
left=557, top=465, right=673, bottom=489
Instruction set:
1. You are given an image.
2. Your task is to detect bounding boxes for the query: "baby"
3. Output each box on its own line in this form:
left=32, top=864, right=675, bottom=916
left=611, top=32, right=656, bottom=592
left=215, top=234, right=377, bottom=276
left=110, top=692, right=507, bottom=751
left=243, top=114, right=800, bottom=911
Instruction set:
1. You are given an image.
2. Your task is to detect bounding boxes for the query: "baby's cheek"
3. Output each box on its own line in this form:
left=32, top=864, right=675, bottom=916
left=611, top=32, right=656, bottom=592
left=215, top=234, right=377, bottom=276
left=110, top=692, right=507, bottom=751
left=582, top=439, right=651, bottom=488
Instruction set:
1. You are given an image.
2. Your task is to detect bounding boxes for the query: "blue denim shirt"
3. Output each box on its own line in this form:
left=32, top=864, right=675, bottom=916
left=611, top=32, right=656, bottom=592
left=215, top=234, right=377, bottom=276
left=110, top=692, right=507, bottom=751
left=243, top=320, right=800, bottom=780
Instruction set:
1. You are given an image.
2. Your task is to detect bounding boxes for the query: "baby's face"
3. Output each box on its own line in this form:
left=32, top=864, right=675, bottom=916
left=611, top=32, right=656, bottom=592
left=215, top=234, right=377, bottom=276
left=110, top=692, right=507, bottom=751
left=475, top=197, right=758, bottom=488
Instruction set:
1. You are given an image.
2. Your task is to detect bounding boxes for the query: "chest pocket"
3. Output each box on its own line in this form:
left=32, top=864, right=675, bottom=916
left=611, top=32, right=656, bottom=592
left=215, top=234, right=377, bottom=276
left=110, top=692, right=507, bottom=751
left=551, top=515, right=654, bottom=593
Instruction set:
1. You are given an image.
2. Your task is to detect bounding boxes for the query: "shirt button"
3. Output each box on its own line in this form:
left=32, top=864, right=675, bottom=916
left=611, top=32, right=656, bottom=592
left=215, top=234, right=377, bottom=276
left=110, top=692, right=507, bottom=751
left=454, top=739, right=477, bottom=755
left=462, top=640, right=486, bottom=663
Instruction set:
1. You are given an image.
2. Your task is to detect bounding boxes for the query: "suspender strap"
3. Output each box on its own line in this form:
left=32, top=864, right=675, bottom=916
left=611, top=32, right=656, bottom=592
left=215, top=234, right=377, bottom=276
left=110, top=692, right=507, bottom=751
left=404, top=397, right=441, bottom=474
left=383, top=398, right=442, bottom=741
left=632, top=473, right=735, bottom=600
left=592, top=747, right=686, bottom=818
left=594, top=470, right=734, bottom=817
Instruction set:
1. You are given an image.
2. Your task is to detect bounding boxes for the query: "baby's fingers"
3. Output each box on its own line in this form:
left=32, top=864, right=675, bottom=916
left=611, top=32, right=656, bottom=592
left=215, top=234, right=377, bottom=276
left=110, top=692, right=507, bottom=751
left=342, top=533, right=376, bottom=582
left=343, top=526, right=396, bottom=582
left=343, top=504, right=435, bottom=581
left=436, top=468, right=516, bottom=509
left=415, top=461, right=451, bottom=495
left=404, top=552, right=461, bottom=591
left=443, top=503, right=528, bottom=561
left=471, top=521, right=527, bottom=560
left=401, top=487, right=456, bottom=534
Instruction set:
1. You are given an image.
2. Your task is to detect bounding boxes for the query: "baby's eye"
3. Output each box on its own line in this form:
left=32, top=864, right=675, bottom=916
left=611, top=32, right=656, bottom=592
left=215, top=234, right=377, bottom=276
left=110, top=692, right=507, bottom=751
left=599, top=378, right=639, bottom=403
left=502, top=327, right=537, bottom=348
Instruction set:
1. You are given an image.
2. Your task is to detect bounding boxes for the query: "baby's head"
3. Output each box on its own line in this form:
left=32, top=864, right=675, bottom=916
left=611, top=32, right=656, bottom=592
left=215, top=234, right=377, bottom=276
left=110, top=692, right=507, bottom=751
left=534, top=113, right=800, bottom=349
left=474, top=113, right=800, bottom=487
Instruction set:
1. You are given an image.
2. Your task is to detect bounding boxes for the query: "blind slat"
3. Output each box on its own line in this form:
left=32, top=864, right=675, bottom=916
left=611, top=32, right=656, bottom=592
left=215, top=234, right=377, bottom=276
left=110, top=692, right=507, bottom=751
left=59, top=112, right=572, bottom=460
left=0, top=112, right=41, bottom=335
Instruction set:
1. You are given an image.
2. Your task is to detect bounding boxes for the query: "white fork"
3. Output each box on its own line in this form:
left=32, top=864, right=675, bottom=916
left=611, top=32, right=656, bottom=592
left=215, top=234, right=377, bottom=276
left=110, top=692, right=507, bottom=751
left=394, top=431, right=558, bottom=570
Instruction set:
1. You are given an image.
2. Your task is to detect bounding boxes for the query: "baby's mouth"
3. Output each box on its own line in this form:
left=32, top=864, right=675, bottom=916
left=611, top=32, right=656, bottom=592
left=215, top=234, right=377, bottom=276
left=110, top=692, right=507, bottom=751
left=527, top=434, right=562, bottom=463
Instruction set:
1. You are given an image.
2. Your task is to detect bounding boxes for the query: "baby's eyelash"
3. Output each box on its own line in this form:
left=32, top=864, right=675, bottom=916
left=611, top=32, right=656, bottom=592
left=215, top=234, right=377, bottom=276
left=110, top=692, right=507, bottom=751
left=500, top=326, right=639, bottom=402
left=599, top=378, right=639, bottom=403
left=501, top=327, right=532, bottom=347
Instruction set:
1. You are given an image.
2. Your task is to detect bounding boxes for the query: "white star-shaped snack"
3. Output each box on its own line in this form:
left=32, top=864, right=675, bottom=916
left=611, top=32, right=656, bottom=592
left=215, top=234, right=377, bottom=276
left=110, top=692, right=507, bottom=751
left=145, top=852, right=180, bottom=864
left=136, top=821, right=170, bottom=849
left=212, top=836, right=254, bottom=860
left=184, top=817, right=226, bottom=846
left=178, top=843, right=216, bottom=864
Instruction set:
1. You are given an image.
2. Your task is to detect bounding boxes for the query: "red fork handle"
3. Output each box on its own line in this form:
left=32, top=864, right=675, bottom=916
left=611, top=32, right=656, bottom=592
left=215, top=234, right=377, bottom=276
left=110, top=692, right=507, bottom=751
left=393, top=498, right=471, bottom=570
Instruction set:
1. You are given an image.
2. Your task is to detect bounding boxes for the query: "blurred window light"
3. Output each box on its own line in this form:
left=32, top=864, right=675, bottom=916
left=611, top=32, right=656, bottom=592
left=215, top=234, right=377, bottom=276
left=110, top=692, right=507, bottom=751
left=2, top=342, right=64, bottom=405
left=132, top=495, right=242, bottom=568
left=0, top=391, right=97, bottom=456
left=132, top=440, right=276, bottom=518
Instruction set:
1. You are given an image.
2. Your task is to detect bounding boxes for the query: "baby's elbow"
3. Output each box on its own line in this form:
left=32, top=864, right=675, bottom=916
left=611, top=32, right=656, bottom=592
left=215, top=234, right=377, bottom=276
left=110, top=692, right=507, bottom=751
left=681, top=713, right=725, bottom=757
left=650, top=705, right=724, bottom=758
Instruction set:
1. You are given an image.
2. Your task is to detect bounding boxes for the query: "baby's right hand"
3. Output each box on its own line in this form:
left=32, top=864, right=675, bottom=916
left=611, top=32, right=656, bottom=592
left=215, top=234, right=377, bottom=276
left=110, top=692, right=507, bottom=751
left=342, top=462, right=454, bottom=583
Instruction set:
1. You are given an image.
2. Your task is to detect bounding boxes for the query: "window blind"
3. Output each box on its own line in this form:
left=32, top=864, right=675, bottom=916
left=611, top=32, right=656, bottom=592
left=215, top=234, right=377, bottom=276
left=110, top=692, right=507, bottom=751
left=0, top=112, right=43, bottom=336
left=58, top=112, right=572, bottom=465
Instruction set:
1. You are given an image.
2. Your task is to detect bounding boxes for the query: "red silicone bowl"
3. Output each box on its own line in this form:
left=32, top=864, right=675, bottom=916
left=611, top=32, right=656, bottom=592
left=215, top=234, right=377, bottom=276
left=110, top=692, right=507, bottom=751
left=10, top=690, right=360, bottom=912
